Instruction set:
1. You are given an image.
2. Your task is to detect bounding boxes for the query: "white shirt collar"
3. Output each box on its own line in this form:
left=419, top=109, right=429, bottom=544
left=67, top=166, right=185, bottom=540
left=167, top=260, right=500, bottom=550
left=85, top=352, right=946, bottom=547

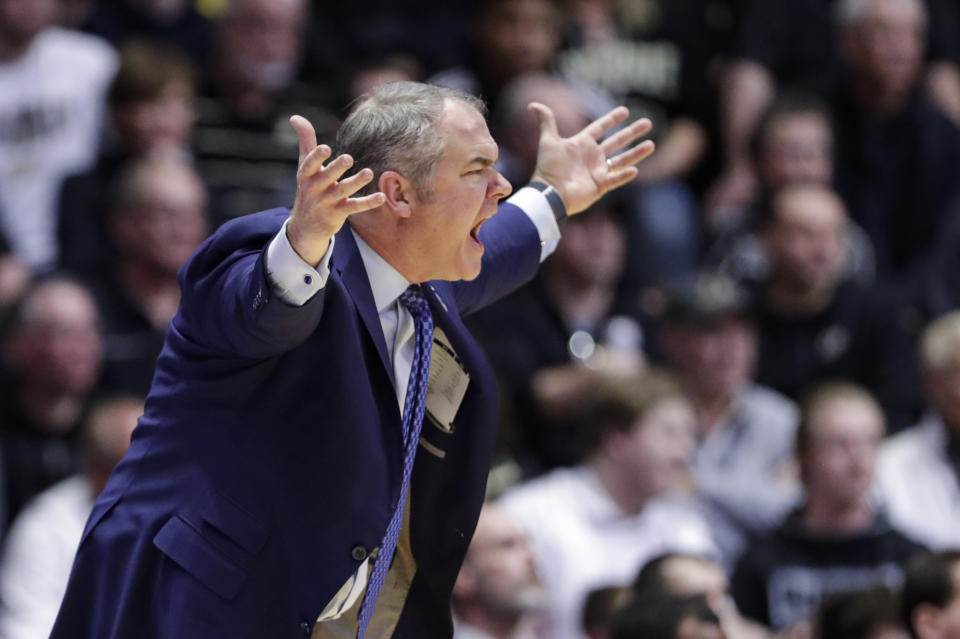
left=350, top=227, right=410, bottom=312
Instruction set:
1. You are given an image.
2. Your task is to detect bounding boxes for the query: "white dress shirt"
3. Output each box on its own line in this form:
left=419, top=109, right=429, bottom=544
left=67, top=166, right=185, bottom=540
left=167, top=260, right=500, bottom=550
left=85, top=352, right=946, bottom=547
left=263, top=187, right=561, bottom=623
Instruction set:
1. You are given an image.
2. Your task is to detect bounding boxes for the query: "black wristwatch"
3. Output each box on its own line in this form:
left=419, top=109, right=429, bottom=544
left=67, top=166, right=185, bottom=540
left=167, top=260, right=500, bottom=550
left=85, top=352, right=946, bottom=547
left=528, top=180, right=568, bottom=225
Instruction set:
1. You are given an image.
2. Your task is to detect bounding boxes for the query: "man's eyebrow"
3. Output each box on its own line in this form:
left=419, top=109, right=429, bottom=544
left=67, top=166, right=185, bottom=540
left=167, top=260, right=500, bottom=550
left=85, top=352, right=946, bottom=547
left=467, top=155, right=496, bottom=167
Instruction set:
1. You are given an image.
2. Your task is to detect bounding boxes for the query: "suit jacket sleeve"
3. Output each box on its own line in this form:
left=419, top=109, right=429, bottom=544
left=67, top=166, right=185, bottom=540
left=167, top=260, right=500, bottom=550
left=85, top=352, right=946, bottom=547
left=172, top=208, right=328, bottom=360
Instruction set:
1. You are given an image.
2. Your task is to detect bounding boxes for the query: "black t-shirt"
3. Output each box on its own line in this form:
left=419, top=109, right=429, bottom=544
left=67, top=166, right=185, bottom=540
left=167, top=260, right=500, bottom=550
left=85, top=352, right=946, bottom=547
left=558, top=0, right=722, bottom=132
left=732, top=509, right=925, bottom=629
left=832, top=90, right=960, bottom=284
left=751, top=280, right=924, bottom=432
left=737, top=0, right=840, bottom=98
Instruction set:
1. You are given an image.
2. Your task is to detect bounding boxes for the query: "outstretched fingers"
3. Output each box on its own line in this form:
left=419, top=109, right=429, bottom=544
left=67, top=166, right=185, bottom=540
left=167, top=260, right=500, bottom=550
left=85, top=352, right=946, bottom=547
left=600, top=118, right=653, bottom=155
left=604, top=166, right=641, bottom=192
left=308, top=166, right=373, bottom=201
left=582, top=106, right=630, bottom=141
left=290, top=115, right=318, bottom=164
left=607, top=139, right=656, bottom=171
left=341, top=191, right=387, bottom=215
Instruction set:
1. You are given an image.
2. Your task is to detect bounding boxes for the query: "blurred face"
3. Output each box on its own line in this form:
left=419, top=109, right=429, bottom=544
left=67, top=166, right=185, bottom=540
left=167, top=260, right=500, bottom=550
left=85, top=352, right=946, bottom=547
left=458, top=504, right=544, bottom=614
left=0, top=0, right=59, bottom=48
left=14, top=284, right=103, bottom=395
left=613, top=396, right=697, bottom=496
left=764, top=187, right=848, bottom=294
left=844, top=0, right=926, bottom=96
left=402, top=99, right=512, bottom=282
left=478, top=0, right=561, bottom=80
left=220, top=0, right=304, bottom=92
left=802, top=397, right=884, bottom=509
left=925, top=356, right=960, bottom=433
left=551, top=206, right=626, bottom=287
left=115, top=163, right=208, bottom=276
left=112, top=81, right=194, bottom=154
left=663, top=317, right=756, bottom=399
left=758, top=113, right=833, bottom=188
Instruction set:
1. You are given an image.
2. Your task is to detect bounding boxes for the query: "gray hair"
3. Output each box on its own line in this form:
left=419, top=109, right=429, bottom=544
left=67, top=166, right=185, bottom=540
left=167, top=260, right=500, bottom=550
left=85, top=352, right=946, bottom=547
left=336, top=81, right=486, bottom=198
left=834, top=0, right=927, bottom=29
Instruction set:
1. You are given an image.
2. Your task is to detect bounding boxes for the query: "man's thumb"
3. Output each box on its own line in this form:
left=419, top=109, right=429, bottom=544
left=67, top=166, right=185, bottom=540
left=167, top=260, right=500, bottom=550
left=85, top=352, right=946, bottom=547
left=529, top=102, right=559, bottom=138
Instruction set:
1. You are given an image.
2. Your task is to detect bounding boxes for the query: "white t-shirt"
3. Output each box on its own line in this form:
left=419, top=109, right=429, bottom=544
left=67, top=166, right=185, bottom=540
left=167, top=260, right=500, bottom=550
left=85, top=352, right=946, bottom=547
left=0, top=27, right=117, bottom=269
left=500, top=466, right=718, bottom=639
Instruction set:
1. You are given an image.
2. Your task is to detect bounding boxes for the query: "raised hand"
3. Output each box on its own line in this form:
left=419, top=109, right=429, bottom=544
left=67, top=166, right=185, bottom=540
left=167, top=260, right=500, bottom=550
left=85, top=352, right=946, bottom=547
left=286, top=115, right=387, bottom=265
left=529, top=104, right=655, bottom=215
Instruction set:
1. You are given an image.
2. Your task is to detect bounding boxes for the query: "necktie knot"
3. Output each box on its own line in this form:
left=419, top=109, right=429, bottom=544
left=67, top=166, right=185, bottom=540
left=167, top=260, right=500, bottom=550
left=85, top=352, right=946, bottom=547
left=399, top=285, right=431, bottom=320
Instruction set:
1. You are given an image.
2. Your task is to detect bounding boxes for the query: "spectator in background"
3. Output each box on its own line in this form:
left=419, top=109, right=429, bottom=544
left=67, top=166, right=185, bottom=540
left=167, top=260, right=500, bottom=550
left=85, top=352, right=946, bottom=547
left=816, top=587, right=910, bottom=639
left=194, top=0, right=338, bottom=226
left=901, top=551, right=960, bottom=639
left=469, top=195, right=645, bottom=473
left=82, top=0, right=213, bottom=69
left=452, top=502, right=544, bottom=639
left=704, top=93, right=876, bottom=285
left=633, top=553, right=770, bottom=639
left=732, top=382, right=924, bottom=634
left=659, top=274, right=799, bottom=557
left=0, top=0, right=117, bottom=271
left=0, top=396, right=142, bottom=639
left=706, top=0, right=840, bottom=224
left=58, top=41, right=196, bottom=278
left=610, top=594, right=725, bottom=639
left=558, top=0, right=722, bottom=288
left=0, top=278, right=103, bottom=523
left=501, top=371, right=717, bottom=639
left=877, top=311, right=960, bottom=550
left=430, top=0, right=565, bottom=112
left=751, top=182, right=923, bottom=432
left=707, top=0, right=959, bottom=225
left=91, top=156, right=208, bottom=395
left=832, top=0, right=960, bottom=294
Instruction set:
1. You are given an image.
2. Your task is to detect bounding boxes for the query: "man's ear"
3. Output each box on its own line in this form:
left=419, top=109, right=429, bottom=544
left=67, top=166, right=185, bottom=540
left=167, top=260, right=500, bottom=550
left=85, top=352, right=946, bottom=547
left=914, top=603, right=944, bottom=639
left=379, top=171, right=414, bottom=218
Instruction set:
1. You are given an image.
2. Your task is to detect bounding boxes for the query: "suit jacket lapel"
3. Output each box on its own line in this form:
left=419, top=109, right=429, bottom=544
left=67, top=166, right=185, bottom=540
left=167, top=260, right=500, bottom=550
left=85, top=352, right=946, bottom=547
left=332, top=227, right=397, bottom=389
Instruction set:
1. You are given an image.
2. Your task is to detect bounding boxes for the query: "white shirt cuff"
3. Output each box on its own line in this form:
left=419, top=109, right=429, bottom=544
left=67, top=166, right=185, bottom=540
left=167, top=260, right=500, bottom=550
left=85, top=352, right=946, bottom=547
left=264, top=219, right=335, bottom=306
left=506, top=186, right=562, bottom=261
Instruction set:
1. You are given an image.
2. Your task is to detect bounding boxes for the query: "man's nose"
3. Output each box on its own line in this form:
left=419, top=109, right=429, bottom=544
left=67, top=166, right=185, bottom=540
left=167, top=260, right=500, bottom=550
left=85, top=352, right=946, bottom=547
left=490, top=170, right=512, bottom=199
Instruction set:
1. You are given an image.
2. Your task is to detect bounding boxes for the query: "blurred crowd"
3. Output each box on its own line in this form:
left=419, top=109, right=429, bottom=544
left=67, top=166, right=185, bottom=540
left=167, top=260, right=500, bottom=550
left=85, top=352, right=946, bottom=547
left=0, top=0, right=959, bottom=637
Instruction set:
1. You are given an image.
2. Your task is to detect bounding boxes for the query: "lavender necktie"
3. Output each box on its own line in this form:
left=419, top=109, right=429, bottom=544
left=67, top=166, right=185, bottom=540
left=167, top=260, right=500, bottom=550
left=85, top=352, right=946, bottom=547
left=356, top=285, right=434, bottom=638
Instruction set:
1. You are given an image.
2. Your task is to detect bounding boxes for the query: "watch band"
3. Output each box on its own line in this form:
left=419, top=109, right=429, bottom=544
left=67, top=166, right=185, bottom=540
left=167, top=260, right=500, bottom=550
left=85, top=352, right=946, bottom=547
left=528, top=180, right=568, bottom=225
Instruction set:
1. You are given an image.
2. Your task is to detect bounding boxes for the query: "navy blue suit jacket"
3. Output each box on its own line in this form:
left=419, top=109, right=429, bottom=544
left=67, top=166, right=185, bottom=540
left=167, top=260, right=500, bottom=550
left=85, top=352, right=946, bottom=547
left=50, top=202, right=543, bottom=638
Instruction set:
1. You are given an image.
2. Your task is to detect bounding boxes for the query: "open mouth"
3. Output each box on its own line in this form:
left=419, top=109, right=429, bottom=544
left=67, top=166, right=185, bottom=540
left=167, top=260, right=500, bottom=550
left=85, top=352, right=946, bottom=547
left=470, top=218, right=486, bottom=249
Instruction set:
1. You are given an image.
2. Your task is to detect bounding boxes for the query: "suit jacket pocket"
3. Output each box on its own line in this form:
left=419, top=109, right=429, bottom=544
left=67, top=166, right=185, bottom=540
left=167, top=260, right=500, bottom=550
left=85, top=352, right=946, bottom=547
left=153, top=514, right=247, bottom=600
